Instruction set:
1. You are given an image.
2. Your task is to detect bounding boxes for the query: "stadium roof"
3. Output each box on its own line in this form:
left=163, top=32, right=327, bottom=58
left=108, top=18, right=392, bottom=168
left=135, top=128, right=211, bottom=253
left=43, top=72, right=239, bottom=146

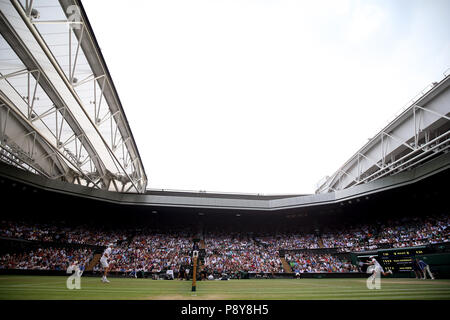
left=1, top=0, right=449, bottom=199
left=316, top=72, right=450, bottom=194
left=145, top=189, right=305, bottom=201
left=0, top=0, right=147, bottom=192
left=1, top=150, right=448, bottom=211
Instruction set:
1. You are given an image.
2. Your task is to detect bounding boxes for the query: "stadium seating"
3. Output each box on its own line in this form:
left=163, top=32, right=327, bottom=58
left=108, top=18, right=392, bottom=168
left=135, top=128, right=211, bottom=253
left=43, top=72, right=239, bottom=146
left=0, top=213, right=448, bottom=275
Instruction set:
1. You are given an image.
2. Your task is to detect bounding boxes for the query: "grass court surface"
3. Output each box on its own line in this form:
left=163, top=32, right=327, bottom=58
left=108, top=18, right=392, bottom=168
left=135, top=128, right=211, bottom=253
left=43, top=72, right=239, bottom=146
left=0, top=276, right=449, bottom=300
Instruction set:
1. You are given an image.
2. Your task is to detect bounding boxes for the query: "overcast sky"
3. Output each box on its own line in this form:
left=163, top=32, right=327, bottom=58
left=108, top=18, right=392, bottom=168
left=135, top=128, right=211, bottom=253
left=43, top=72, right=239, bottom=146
left=82, top=0, right=450, bottom=194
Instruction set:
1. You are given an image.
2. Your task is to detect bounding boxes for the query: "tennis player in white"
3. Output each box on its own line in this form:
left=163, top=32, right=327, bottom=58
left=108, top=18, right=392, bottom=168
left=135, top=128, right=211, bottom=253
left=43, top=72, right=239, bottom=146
left=365, top=255, right=392, bottom=289
left=366, top=256, right=393, bottom=276
left=101, top=244, right=113, bottom=283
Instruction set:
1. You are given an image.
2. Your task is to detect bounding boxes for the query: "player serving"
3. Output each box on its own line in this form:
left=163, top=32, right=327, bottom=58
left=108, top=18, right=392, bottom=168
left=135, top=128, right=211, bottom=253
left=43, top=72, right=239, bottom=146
left=366, top=255, right=393, bottom=277
left=100, top=243, right=113, bottom=283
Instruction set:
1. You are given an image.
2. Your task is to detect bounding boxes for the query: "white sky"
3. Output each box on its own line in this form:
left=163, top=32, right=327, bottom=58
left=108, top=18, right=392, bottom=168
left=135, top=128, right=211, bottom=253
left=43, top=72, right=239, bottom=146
left=82, top=0, right=450, bottom=194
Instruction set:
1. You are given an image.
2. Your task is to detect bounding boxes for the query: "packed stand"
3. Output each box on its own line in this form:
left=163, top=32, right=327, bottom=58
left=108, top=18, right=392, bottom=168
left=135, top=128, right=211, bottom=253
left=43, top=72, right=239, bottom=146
left=371, top=214, right=449, bottom=248
left=0, top=220, right=129, bottom=246
left=104, top=230, right=193, bottom=274
left=0, top=247, right=93, bottom=271
left=321, top=213, right=449, bottom=252
left=321, top=224, right=377, bottom=252
left=285, top=252, right=358, bottom=273
left=0, top=213, right=448, bottom=272
left=255, top=233, right=320, bottom=250
left=204, top=233, right=284, bottom=274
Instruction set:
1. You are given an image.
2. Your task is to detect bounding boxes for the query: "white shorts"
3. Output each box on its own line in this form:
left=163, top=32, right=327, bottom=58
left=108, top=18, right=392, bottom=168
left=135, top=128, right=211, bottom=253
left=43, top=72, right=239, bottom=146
left=100, top=257, right=109, bottom=268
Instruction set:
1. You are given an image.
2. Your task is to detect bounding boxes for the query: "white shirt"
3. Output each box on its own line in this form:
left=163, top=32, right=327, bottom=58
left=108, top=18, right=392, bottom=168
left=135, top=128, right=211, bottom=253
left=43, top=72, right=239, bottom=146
left=102, top=247, right=112, bottom=260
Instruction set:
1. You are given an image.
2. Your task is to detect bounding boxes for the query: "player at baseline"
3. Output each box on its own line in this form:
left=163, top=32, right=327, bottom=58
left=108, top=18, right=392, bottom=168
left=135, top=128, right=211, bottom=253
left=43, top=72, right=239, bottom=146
left=365, top=255, right=393, bottom=289
left=366, top=256, right=393, bottom=276
left=100, top=244, right=113, bottom=283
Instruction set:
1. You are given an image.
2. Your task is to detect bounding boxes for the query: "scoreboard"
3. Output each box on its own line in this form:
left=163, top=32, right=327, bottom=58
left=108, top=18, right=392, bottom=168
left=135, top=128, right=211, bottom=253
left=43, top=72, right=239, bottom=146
left=379, top=247, right=427, bottom=272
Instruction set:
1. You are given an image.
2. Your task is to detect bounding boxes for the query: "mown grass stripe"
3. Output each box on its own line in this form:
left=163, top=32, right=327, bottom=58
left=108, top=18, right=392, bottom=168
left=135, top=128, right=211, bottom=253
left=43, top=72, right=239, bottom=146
left=1, top=276, right=449, bottom=300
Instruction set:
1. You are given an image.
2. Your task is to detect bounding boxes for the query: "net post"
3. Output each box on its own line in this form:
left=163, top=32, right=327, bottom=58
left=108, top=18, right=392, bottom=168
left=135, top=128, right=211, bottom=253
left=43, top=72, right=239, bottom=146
left=192, top=250, right=198, bottom=292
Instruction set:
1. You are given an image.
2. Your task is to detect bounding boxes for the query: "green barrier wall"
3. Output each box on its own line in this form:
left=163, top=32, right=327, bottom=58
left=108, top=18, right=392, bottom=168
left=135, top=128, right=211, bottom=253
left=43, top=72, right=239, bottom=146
left=416, top=253, right=450, bottom=278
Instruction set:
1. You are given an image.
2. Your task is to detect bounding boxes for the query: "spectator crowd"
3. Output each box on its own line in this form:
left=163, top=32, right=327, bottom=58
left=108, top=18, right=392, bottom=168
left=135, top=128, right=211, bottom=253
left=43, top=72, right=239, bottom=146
left=0, top=220, right=129, bottom=246
left=320, top=214, right=449, bottom=252
left=103, top=231, right=193, bottom=274
left=0, top=213, right=448, bottom=273
left=0, top=247, right=93, bottom=271
left=285, top=252, right=358, bottom=273
left=204, top=233, right=283, bottom=273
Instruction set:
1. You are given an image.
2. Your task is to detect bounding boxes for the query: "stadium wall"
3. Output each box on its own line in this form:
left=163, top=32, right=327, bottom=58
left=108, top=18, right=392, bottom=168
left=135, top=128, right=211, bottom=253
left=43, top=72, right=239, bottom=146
left=417, top=253, right=450, bottom=278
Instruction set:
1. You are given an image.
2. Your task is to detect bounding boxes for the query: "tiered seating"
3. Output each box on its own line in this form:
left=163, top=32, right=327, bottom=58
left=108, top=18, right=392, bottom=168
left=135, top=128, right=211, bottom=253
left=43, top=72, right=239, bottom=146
left=0, top=213, right=448, bottom=274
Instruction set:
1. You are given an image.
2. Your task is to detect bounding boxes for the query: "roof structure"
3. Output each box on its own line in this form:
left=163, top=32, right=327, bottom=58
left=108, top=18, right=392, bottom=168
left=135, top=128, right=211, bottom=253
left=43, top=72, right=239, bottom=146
left=0, top=0, right=147, bottom=192
left=1, top=0, right=448, bottom=198
left=316, top=72, right=450, bottom=194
